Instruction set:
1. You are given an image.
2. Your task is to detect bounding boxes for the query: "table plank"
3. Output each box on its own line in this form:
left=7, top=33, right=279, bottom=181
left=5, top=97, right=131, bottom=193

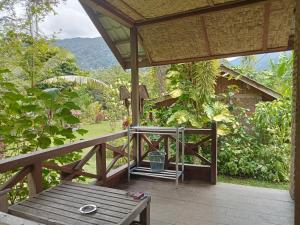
left=59, top=184, right=137, bottom=204
left=19, top=201, right=115, bottom=225
left=0, top=212, right=44, bottom=225
left=48, top=189, right=134, bottom=210
left=40, top=191, right=131, bottom=214
left=38, top=193, right=127, bottom=218
left=26, top=198, right=121, bottom=223
left=54, top=186, right=137, bottom=207
left=63, top=181, right=128, bottom=195
left=9, top=204, right=91, bottom=225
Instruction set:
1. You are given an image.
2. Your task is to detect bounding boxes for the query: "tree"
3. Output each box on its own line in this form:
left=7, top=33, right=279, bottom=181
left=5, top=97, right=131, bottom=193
left=0, top=0, right=65, bottom=36
left=0, top=31, right=82, bottom=88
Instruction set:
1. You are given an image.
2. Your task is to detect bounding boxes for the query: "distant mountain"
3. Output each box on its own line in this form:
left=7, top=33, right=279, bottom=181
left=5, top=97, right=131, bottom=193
left=55, top=37, right=118, bottom=70
left=226, top=51, right=292, bottom=71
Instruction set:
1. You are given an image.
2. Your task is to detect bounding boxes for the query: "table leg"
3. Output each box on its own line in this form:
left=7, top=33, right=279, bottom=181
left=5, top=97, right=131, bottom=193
left=140, top=202, right=150, bottom=225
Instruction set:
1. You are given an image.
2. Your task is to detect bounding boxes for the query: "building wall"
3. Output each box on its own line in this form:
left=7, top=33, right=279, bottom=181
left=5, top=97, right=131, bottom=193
left=215, top=76, right=273, bottom=114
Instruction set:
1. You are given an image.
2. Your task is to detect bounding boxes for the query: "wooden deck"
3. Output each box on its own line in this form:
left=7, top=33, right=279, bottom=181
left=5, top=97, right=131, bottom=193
left=118, top=178, right=294, bottom=225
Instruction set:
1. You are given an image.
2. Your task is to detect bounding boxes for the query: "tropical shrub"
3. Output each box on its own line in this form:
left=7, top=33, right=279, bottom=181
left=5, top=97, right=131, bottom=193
left=218, top=98, right=291, bottom=182
left=0, top=68, right=87, bottom=203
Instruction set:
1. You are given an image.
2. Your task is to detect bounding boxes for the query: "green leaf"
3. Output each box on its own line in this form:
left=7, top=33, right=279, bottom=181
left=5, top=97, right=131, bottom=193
left=60, top=128, right=75, bottom=139
left=45, top=125, right=59, bottom=135
left=53, top=137, right=65, bottom=146
left=23, top=129, right=37, bottom=139
left=63, top=115, right=80, bottom=124
left=3, top=92, right=23, bottom=102
left=15, top=118, right=32, bottom=128
left=170, top=89, right=182, bottom=98
left=64, top=101, right=80, bottom=110
left=22, top=104, right=40, bottom=112
left=37, top=135, right=51, bottom=149
left=0, top=68, right=10, bottom=74
left=76, top=129, right=88, bottom=136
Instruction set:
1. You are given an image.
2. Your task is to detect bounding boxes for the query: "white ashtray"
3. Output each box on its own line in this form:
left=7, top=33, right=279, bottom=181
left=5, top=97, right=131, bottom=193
left=79, top=204, right=97, bottom=214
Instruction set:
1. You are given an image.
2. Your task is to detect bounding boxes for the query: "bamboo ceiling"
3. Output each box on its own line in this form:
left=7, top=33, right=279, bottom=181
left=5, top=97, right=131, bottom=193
left=79, top=0, right=295, bottom=69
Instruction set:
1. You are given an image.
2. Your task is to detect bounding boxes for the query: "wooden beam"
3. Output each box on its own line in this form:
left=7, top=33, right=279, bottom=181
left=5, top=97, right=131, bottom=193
left=0, top=131, right=127, bottom=173
left=210, top=122, right=217, bottom=185
left=42, top=162, right=98, bottom=179
left=27, top=162, right=43, bottom=197
left=135, top=0, right=267, bottom=27
left=0, top=189, right=10, bottom=213
left=80, top=0, right=127, bottom=69
left=131, top=26, right=139, bottom=160
left=114, top=39, right=130, bottom=46
left=262, top=1, right=271, bottom=50
left=138, top=33, right=153, bottom=65
left=96, top=143, right=107, bottom=183
left=293, top=0, right=300, bottom=224
left=130, top=26, right=139, bottom=126
left=80, top=0, right=134, bottom=27
left=0, top=167, right=31, bottom=191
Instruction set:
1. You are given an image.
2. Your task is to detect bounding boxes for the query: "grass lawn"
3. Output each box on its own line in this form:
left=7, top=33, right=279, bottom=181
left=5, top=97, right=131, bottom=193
left=77, top=121, right=122, bottom=140
left=219, top=175, right=289, bottom=190
left=76, top=121, right=123, bottom=174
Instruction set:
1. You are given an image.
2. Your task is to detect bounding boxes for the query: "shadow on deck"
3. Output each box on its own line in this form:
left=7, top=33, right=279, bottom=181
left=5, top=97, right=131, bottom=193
left=118, top=177, right=294, bottom=225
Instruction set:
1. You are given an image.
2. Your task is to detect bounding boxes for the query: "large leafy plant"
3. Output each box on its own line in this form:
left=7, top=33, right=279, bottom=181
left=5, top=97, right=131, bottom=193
left=150, top=61, right=234, bottom=132
left=0, top=68, right=87, bottom=203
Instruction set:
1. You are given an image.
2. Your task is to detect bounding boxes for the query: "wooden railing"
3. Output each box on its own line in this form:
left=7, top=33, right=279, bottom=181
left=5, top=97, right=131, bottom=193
left=0, top=130, right=130, bottom=212
left=0, top=124, right=218, bottom=213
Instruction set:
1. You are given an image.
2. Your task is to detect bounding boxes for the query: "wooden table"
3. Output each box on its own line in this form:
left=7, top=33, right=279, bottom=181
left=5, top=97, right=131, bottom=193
left=8, top=182, right=151, bottom=225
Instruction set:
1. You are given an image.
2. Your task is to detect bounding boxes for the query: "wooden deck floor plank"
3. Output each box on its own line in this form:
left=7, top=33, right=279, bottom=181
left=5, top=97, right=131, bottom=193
left=26, top=197, right=121, bottom=223
left=38, top=192, right=127, bottom=218
left=48, top=189, right=134, bottom=210
left=118, top=178, right=294, bottom=225
left=17, top=201, right=116, bottom=225
left=122, top=179, right=293, bottom=217
left=54, top=186, right=137, bottom=207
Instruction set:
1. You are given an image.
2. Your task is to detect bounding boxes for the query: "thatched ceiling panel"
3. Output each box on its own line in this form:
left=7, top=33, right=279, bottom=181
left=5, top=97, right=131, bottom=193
left=138, top=16, right=210, bottom=62
left=204, top=4, right=264, bottom=54
left=267, top=0, right=294, bottom=48
left=81, top=0, right=295, bottom=68
left=110, top=0, right=210, bottom=19
left=108, top=0, right=144, bottom=20
left=212, top=0, right=239, bottom=4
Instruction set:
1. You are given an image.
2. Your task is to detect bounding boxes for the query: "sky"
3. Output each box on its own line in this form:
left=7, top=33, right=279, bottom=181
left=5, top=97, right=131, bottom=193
left=40, top=0, right=100, bottom=39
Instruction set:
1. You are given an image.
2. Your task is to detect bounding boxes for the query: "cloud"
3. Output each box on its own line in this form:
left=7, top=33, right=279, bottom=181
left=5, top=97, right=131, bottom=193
left=40, top=0, right=100, bottom=39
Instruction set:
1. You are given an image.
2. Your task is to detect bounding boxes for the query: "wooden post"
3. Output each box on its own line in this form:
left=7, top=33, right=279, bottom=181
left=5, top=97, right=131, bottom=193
left=140, top=202, right=150, bottom=225
left=130, top=26, right=139, bottom=160
left=293, top=0, right=300, bottom=224
left=27, top=162, right=43, bottom=197
left=0, top=189, right=10, bottom=213
left=211, top=122, right=217, bottom=185
left=96, top=143, right=107, bottom=185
